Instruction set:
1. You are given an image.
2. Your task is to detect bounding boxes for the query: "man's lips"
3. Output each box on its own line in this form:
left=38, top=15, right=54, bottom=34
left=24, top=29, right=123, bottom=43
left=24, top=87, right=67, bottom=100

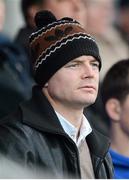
left=78, top=85, right=96, bottom=91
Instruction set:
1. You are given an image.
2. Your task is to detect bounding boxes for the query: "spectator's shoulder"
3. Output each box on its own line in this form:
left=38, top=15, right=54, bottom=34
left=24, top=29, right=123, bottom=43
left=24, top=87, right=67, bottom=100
left=0, top=107, right=35, bottom=163
left=0, top=107, right=33, bottom=146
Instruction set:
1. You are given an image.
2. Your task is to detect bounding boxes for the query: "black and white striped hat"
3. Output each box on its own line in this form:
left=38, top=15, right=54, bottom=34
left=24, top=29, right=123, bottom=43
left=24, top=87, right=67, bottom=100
left=29, top=10, right=101, bottom=86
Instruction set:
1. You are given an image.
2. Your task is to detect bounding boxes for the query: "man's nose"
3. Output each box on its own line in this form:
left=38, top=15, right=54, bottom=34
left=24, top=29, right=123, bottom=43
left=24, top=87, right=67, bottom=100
left=81, top=64, right=94, bottom=79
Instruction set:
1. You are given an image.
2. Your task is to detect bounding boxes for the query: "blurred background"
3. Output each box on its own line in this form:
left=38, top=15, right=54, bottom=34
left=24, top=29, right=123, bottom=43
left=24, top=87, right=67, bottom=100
left=3, top=0, right=24, bottom=39
left=2, top=0, right=117, bottom=39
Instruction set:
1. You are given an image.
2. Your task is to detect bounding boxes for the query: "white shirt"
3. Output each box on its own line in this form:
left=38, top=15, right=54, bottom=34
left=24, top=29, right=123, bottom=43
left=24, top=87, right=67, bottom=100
left=55, top=111, right=92, bottom=147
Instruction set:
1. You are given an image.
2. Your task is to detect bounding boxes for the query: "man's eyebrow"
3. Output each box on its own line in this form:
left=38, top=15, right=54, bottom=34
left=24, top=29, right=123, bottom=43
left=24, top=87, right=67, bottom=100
left=72, top=58, right=88, bottom=62
left=71, top=60, right=82, bottom=63
left=66, top=60, right=82, bottom=64
left=91, top=59, right=99, bottom=62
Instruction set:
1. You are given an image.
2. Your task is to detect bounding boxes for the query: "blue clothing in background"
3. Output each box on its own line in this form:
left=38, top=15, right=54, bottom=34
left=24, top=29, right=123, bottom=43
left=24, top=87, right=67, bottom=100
left=110, top=149, right=129, bottom=179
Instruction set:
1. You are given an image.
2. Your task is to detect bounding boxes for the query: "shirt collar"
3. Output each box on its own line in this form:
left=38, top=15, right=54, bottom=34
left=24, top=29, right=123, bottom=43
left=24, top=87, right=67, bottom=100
left=55, top=111, right=92, bottom=147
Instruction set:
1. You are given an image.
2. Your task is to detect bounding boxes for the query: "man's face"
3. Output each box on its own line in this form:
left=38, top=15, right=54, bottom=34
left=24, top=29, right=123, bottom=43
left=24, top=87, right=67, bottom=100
left=44, top=55, right=99, bottom=109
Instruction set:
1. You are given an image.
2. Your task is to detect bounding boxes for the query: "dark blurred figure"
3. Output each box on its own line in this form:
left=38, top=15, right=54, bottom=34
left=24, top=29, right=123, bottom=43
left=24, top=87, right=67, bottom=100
left=15, top=0, right=86, bottom=59
left=101, top=59, right=129, bottom=179
left=0, top=0, right=34, bottom=118
left=115, top=0, right=129, bottom=45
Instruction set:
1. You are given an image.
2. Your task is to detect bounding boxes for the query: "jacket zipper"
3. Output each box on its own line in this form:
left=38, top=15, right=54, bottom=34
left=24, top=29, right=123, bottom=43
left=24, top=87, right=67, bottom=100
left=95, top=157, right=104, bottom=178
left=43, top=130, right=81, bottom=178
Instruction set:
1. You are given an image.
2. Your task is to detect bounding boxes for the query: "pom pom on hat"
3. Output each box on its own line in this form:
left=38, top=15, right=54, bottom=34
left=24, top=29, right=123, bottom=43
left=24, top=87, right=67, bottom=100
left=35, top=10, right=57, bottom=28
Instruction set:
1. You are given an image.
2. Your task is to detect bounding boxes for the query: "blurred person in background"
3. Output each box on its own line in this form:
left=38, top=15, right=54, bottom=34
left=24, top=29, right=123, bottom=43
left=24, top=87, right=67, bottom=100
left=83, top=0, right=129, bottom=81
left=101, top=59, right=129, bottom=179
left=115, top=0, right=129, bottom=46
left=0, top=10, right=113, bottom=179
left=0, top=0, right=5, bottom=31
left=15, top=0, right=86, bottom=60
left=0, top=0, right=34, bottom=118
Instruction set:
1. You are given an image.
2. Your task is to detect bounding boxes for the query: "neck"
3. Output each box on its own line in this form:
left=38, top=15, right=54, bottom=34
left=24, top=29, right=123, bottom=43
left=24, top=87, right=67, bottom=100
left=55, top=104, right=83, bottom=130
left=110, top=123, right=129, bottom=157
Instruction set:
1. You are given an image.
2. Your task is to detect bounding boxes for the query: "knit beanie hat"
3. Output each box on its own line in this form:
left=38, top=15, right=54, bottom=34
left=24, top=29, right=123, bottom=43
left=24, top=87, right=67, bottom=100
left=29, top=10, right=101, bottom=86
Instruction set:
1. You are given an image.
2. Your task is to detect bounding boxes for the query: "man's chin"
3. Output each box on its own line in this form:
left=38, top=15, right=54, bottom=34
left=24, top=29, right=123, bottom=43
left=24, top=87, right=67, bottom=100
left=76, top=99, right=96, bottom=109
left=84, top=98, right=96, bottom=107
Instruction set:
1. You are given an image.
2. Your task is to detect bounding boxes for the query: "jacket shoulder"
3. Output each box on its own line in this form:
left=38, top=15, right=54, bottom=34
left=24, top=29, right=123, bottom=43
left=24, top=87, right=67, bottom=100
left=0, top=108, right=35, bottom=163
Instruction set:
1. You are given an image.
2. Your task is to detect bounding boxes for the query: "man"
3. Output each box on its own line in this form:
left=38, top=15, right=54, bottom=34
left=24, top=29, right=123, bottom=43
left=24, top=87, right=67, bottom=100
left=101, top=59, right=129, bottom=179
left=0, top=10, right=113, bottom=178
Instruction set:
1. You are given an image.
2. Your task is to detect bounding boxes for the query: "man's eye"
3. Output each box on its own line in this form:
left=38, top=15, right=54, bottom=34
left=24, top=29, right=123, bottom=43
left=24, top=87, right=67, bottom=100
left=92, top=62, right=99, bottom=68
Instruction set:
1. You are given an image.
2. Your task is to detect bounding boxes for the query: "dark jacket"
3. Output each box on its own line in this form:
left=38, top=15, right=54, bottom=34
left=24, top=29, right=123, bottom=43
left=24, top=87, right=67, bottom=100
left=0, top=86, right=113, bottom=178
left=14, top=26, right=36, bottom=75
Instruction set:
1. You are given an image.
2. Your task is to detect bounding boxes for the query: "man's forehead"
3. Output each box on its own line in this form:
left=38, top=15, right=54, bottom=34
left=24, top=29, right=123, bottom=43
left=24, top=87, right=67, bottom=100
left=71, top=55, right=97, bottom=62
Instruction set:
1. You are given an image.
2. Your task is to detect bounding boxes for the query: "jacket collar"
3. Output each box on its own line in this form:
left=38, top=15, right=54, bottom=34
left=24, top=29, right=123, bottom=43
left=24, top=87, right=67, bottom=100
left=86, top=129, right=110, bottom=158
left=20, top=86, right=65, bottom=135
left=20, top=85, right=110, bottom=158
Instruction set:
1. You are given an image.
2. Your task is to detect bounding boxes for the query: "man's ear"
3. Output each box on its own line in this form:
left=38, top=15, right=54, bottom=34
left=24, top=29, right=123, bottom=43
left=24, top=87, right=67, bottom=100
left=105, top=98, right=121, bottom=122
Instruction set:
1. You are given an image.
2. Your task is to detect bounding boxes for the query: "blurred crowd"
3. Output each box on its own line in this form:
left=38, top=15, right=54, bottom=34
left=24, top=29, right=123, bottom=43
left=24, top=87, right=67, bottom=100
left=0, top=0, right=129, bottom=178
